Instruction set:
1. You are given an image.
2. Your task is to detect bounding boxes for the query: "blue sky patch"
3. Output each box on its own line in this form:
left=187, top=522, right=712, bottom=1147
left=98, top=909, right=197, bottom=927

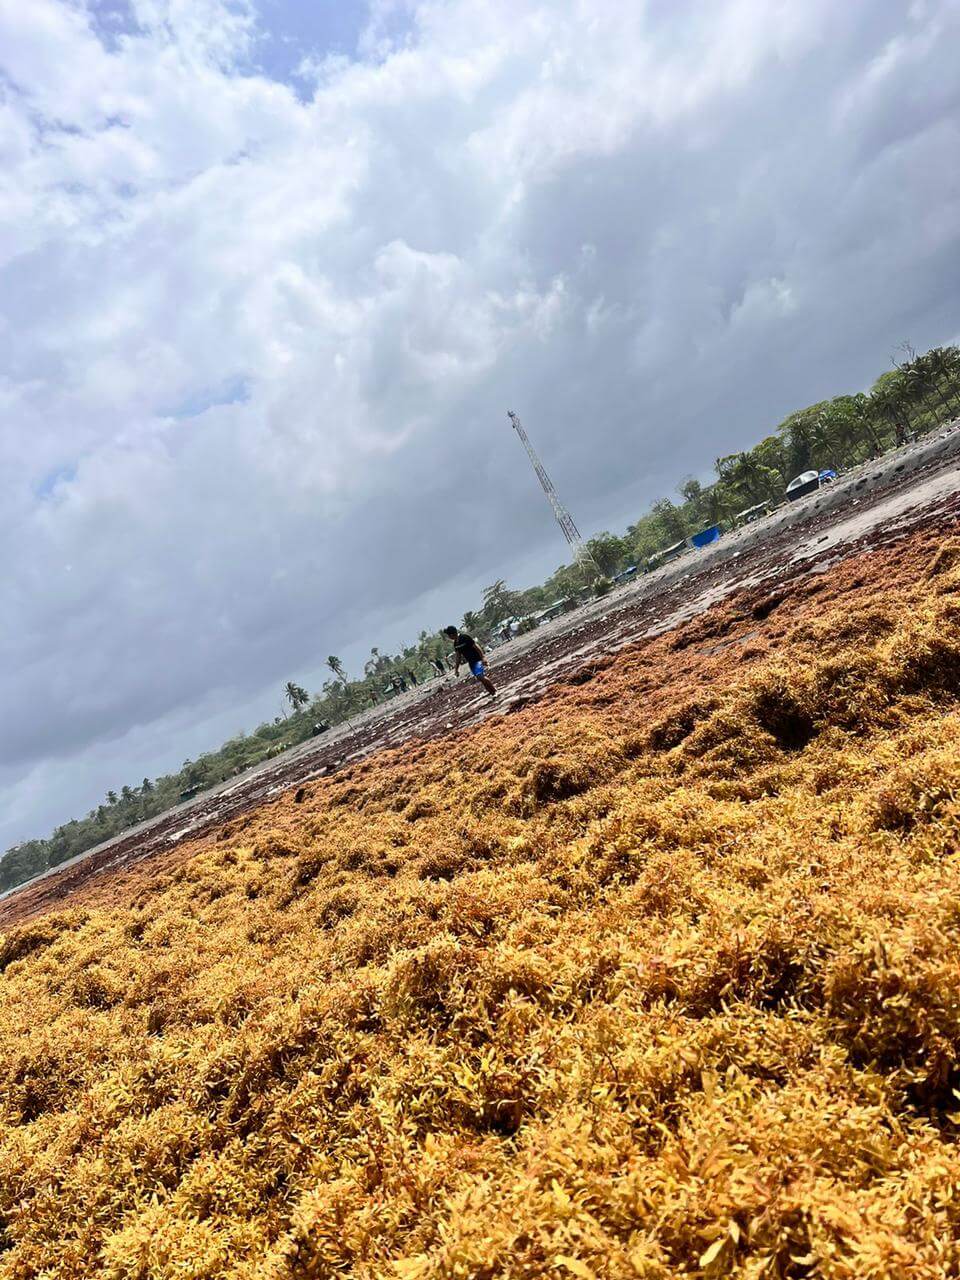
left=166, top=376, right=252, bottom=420
left=35, top=463, right=78, bottom=500
left=87, top=1, right=398, bottom=91
left=252, top=0, right=371, bottom=84
left=88, top=0, right=143, bottom=50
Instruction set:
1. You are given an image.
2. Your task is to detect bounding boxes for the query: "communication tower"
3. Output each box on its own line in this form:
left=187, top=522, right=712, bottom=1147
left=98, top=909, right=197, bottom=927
left=507, top=410, right=600, bottom=578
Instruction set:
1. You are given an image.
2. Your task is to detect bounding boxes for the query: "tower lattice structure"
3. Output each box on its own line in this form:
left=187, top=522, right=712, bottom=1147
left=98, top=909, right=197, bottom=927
left=507, top=411, right=599, bottom=576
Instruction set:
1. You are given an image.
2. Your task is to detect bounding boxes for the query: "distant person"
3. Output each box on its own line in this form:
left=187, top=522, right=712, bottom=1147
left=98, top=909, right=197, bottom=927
left=406, top=669, right=418, bottom=687
left=444, top=626, right=497, bottom=697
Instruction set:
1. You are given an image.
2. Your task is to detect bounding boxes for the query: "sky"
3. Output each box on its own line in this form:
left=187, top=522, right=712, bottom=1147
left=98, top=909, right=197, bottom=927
left=2, top=0, right=959, bottom=852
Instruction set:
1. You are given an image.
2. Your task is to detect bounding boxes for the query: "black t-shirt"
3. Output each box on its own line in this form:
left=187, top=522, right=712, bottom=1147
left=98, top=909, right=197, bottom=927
left=453, top=633, right=483, bottom=666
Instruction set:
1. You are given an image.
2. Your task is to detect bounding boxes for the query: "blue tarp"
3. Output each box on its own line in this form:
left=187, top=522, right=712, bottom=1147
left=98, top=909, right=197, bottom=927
left=690, top=525, right=721, bottom=548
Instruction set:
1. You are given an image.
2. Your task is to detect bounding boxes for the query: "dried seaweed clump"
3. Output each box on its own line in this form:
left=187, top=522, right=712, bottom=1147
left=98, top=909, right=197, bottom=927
left=1, top=533, right=960, bottom=1277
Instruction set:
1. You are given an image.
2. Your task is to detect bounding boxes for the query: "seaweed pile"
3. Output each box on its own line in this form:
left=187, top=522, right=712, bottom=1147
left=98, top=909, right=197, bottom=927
left=2, top=529, right=960, bottom=1278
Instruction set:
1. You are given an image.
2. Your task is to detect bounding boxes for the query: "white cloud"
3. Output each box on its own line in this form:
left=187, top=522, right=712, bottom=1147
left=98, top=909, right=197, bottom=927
left=1, top=0, right=959, bottom=848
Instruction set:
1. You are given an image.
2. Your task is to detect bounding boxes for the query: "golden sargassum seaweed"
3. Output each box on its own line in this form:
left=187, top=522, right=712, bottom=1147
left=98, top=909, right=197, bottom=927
left=2, top=531, right=960, bottom=1278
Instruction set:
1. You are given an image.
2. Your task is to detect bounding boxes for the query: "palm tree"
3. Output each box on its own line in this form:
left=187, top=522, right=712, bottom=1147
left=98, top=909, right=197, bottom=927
left=481, top=580, right=520, bottom=626
left=920, top=348, right=960, bottom=417
left=702, top=482, right=735, bottom=524
left=715, top=453, right=779, bottom=505
left=678, top=478, right=709, bottom=527
left=751, top=435, right=789, bottom=486
left=899, top=358, right=938, bottom=427
left=326, top=655, right=346, bottom=681
left=777, top=410, right=817, bottom=475
left=810, top=409, right=840, bottom=462
left=940, top=347, right=960, bottom=412
left=651, top=497, right=689, bottom=542
left=846, top=392, right=885, bottom=456
left=364, top=648, right=384, bottom=677
left=284, top=681, right=310, bottom=713
left=585, top=531, right=629, bottom=576
left=870, top=371, right=912, bottom=440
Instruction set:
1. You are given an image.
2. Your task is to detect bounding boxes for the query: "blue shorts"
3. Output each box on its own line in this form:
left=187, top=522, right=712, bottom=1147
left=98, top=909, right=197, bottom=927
left=469, top=660, right=486, bottom=678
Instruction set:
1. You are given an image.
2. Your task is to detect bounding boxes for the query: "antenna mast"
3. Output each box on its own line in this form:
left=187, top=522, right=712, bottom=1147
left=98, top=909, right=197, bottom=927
left=507, top=410, right=599, bottom=577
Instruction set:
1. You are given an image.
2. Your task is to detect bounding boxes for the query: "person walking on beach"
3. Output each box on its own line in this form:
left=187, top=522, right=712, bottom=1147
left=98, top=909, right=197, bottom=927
left=444, top=626, right=497, bottom=697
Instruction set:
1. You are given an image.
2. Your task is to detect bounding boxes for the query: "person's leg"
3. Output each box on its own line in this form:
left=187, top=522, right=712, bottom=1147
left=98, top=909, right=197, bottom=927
left=471, top=661, right=497, bottom=697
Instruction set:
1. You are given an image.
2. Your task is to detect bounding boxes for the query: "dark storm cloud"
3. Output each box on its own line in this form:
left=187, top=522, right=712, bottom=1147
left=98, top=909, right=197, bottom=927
left=1, top=0, right=958, bottom=848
